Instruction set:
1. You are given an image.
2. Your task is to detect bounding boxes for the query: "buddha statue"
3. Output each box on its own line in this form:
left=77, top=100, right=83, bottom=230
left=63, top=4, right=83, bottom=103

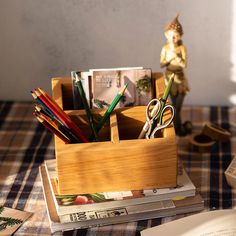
left=160, top=15, right=191, bottom=136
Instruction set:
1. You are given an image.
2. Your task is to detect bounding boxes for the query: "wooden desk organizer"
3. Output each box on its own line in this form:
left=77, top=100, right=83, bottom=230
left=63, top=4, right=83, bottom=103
left=51, top=73, right=177, bottom=195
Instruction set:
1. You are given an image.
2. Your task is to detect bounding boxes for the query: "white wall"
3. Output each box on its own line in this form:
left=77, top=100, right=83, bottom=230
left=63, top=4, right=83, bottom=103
left=0, top=0, right=235, bottom=105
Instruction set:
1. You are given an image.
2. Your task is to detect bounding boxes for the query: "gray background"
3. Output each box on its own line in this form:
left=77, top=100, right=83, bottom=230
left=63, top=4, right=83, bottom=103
left=0, top=0, right=236, bottom=105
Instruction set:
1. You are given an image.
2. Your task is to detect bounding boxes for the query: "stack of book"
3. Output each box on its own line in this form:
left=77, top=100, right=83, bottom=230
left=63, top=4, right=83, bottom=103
left=39, top=160, right=204, bottom=234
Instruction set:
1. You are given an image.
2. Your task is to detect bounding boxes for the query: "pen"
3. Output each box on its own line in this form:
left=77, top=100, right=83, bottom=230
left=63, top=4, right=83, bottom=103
left=72, top=71, right=98, bottom=141
left=94, top=83, right=128, bottom=136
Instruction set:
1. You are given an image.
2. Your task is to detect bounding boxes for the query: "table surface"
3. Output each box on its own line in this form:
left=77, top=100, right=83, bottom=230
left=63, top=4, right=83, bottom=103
left=0, top=102, right=235, bottom=235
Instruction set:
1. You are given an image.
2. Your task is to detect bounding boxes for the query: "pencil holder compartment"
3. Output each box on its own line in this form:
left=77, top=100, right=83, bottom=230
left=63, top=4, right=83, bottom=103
left=116, top=106, right=174, bottom=140
left=51, top=74, right=178, bottom=195
left=52, top=77, right=74, bottom=110
left=115, top=106, right=146, bottom=140
left=69, top=109, right=111, bottom=142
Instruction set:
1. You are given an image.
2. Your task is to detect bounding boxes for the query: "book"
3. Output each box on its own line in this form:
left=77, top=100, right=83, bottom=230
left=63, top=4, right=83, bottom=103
left=91, top=68, right=152, bottom=108
left=141, top=209, right=236, bottom=236
left=0, top=205, right=32, bottom=235
left=39, top=165, right=204, bottom=233
left=59, top=194, right=204, bottom=225
left=44, top=159, right=196, bottom=216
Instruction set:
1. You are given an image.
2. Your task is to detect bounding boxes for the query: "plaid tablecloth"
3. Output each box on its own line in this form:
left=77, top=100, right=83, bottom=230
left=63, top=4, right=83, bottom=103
left=0, top=102, right=235, bottom=235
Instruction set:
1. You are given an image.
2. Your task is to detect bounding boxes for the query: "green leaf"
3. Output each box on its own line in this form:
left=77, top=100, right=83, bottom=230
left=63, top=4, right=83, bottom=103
left=0, top=206, right=23, bottom=232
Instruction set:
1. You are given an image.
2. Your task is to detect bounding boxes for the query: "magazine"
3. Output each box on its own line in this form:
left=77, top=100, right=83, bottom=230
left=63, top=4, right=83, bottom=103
left=91, top=68, right=152, bottom=108
left=70, top=67, right=146, bottom=109
left=44, top=159, right=196, bottom=216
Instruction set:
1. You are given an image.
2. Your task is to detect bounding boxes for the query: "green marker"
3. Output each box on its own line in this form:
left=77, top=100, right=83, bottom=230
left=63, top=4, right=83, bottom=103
left=154, top=73, right=174, bottom=122
left=73, top=71, right=98, bottom=141
left=145, top=73, right=174, bottom=138
left=95, top=83, right=128, bottom=134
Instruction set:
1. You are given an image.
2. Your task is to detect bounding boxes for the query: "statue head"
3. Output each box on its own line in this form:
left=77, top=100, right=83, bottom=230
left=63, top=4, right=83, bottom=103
left=164, top=14, right=183, bottom=44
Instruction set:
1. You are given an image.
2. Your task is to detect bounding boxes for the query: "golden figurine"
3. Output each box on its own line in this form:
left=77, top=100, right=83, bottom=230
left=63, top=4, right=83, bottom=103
left=160, top=14, right=192, bottom=136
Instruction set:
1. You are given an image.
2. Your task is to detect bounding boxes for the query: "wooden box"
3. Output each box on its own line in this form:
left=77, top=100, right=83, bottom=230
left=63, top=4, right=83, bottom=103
left=51, top=73, right=177, bottom=195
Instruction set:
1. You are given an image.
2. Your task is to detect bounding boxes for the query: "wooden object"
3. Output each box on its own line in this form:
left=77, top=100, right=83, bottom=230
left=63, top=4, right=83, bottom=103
left=51, top=73, right=177, bottom=195
left=189, top=123, right=231, bottom=153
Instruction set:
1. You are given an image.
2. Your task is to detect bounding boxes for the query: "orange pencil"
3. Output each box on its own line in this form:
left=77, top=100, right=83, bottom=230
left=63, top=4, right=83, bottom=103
left=34, top=103, right=65, bottom=127
left=35, top=109, right=79, bottom=143
left=33, top=113, right=70, bottom=144
left=35, top=111, right=70, bottom=141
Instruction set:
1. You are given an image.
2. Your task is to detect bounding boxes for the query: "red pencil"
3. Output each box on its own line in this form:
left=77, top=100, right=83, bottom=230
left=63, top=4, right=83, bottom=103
left=33, top=113, right=70, bottom=144
left=34, top=88, right=88, bottom=143
left=35, top=88, right=88, bottom=143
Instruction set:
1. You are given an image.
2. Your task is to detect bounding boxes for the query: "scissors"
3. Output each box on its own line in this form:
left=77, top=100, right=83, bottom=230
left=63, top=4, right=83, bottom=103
left=138, top=98, right=175, bottom=139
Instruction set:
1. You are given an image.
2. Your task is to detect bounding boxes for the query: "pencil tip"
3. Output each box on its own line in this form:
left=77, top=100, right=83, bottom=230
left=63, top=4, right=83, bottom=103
left=120, top=83, right=128, bottom=95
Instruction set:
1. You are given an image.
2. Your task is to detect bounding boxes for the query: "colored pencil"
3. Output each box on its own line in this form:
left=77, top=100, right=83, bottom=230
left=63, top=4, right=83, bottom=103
left=92, top=83, right=128, bottom=138
left=31, top=91, right=60, bottom=121
left=35, top=107, right=80, bottom=143
left=34, top=88, right=88, bottom=143
left=33, top=113, right=70, bottom=144
left=35, top=111, right=71, bottom=141
left=153, top=73, right=174, bottom=122
left=34, top=103, right=65, bottom=126
left=73, top=71, right=98, bottom=141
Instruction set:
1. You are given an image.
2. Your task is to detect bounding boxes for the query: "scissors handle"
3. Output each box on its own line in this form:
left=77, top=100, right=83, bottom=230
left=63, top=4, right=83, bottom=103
left=149, top=104, right=175, bottom=139
left=138, top=99, right=161, bottom=139
left=145, top=98, right=161, bottom=122
left=144, top=99, right=161, bottom=139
